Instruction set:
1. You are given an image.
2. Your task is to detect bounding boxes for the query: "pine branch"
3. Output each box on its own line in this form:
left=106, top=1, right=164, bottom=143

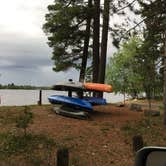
left=113, top=0, right=137, bottom=14
left=65, top=0, right=73, bottom=8
left=125, top=18, right=145, bottom=34
left=120, top=9, right=164, bottom=41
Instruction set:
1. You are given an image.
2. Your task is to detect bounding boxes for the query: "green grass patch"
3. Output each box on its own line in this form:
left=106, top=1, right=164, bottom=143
left=0, top=105, right=57, bottom=165
left=70, top=156, right=81, bottom=166
left=121, top=117, right=162, bottom=137
left=0, top=106, right=28, bottom=125
left=158, top=104, right=164, bottom=113
left=62, top=135, right=76, bottom=142
left=0, top=133, right=56, bottom=157
left=100, top=127, right=110, bottom=134
left=0, top=132, right=56, bottom=165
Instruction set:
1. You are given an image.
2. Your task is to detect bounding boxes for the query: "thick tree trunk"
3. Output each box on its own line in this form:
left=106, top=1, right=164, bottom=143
left=92, top=0, right=100, bottom=83
left=98, top=0, right=110, bottom=97
left=79, top=0, right=92, bottom=82
left=163, top=30, right=166, bottom=125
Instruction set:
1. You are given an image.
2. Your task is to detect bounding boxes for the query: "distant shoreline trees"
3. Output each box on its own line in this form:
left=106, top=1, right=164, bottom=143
left=0, top=83, right=51, bottom=90
left=106, top=36, right=163, bottom=108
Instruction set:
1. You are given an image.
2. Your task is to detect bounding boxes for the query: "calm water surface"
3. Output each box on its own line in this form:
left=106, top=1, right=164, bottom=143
left=0, top=90, right=126, bottom=106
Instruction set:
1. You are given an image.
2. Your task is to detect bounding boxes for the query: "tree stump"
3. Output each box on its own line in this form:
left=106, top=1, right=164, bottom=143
left=57, top=148, right=69, bottom=166
left=132, top=135, right=144, bottom=152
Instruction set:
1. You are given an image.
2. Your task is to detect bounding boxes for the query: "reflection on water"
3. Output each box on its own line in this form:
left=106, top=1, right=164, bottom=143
left=0, top=90, right=126, bottom=106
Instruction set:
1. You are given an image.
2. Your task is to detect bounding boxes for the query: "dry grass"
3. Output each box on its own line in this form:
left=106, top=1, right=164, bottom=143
left=0, top=104, right=165, bottom=166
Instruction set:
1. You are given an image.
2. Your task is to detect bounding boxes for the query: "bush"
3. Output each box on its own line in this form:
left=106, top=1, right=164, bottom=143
left=16, top=106, right=33, bottom=136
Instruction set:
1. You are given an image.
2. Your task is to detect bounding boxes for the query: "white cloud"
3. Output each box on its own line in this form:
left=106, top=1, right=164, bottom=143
left=0, top=0, right=53, bottom=37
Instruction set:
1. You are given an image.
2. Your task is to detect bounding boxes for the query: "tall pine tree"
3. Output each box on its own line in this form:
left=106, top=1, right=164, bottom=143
left=92, top=0, right=100, bottom=83
left=79, top=0, right=92, bottom=82
left=43, top=0, right=91, bottom=73
left=136, top=0, right=166, bottom=122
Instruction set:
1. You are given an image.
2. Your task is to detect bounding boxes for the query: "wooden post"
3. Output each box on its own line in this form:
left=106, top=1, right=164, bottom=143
left=38, top=89, right=42, bottom=105
left=164, top=30, right=166, bottom=125
left=68, top=79, right=73, bottom=97
left=68, top=90, right=72, bottom=97
left=57, top=148, right=69, bottom=166
left=132, top=135, right=144, bottom=152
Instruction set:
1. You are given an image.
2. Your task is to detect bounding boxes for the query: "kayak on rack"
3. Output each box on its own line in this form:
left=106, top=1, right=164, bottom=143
left=48, top=81, right=113, bottom=120
left=53, top=82, right=85, bottom=91
left=84, top=83, right=113, bottom=93
left=48, top=95, right=93, bottom=111
left=53, top=106, right=89, bottom=120
left=84, top=97, right=107, bottom=105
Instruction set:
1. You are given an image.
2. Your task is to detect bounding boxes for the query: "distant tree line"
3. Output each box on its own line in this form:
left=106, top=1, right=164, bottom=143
left=106, top=36, right=163, bottom=108
left=0, top=83, right=51, bottom=90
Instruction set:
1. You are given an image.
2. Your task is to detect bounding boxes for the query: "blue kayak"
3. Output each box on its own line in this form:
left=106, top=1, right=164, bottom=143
left=84, top=97, right=107, bottom=105
left=48, top=95, right=93, bottom=110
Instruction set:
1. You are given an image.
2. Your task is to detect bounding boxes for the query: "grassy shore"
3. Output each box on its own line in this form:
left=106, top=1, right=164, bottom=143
left=0, top=104, right=166, bottom=165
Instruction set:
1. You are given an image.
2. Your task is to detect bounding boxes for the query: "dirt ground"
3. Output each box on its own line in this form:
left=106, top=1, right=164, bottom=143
left=27, top=104, right=143, bottom=166
left=1, top=103, right=166, bottom=166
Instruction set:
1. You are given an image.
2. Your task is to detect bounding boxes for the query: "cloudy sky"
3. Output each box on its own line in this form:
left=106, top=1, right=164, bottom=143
left=0, top=0, right=82, bottom=86
left=0, top=0, right=125, bottom=86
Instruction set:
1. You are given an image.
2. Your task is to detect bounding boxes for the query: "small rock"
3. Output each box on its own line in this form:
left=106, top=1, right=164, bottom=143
left=48, top=114, right=55, bottom=118
left=38, top=144, right=43, bottom=149
left=92, top=152, right=95, bottom=156
left=144, top=110, right=160, bottom=117
left=117, top=103, right=125, bottom=107
left=103, top=145, right=107, bottom=148
left=130, top=104, right=142, bottom=112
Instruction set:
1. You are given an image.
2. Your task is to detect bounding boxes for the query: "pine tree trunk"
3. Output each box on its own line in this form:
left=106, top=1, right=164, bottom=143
left=163, top=30, right=166, bottom=125
left=148, top=99, right=152, bottom=111
left=98, top=0, right=110, bottom=97
left=92, top=0, right=100, bottom=83
left=124, top=93, right=126, bottom=105
left=79, top=0, right=92, bottom=82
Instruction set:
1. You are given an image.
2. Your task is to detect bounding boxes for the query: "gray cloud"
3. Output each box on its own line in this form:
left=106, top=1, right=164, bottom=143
left=0, top=66, right=79, bottom=86
left=0, top=31, right=52, bottom=70
left=0, top=29, right=79, bottom=86
left=0, top=0, right=80, bottom=86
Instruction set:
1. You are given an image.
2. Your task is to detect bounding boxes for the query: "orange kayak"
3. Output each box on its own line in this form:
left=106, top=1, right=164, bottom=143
left=84, top=83, right=113, bottom=92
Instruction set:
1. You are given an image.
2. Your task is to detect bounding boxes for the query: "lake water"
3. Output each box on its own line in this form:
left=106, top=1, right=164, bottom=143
left=0, top=89, right=126, bottom=106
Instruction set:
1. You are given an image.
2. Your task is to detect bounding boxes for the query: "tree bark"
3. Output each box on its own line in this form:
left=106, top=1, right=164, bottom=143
left=163, top=30, right=166, bottom=125
left=98, top=0, right=110, bottom=97
left=92, top=0, right=100, bottom=83
left=79, top=0, right=92, bottom=82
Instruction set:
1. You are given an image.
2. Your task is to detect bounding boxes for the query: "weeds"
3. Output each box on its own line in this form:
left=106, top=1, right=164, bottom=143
left=0, top=133, right=55, bottom=156
left=101, top=122, right=115, bottom=128
left=70, top=156, right=81, bottom=166
left=16, top=106, right=33, bottom=136
left=100, top=127, right=110, bottom=134
left=0, top=132, right=56, bottom=165
left=0, top=106, right=56, bottom=165
left=121, top=117, right=162, bottom=137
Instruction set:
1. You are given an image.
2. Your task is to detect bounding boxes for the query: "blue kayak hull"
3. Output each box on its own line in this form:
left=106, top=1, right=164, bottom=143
left=48, top=95, right=93, bottom=110
left=53, top=107, right=89, bottom=120
left=84, top=97, right=107, bottom=105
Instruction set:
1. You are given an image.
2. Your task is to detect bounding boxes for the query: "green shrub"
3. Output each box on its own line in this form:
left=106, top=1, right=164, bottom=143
left=16, top=106, right=33, bottom=136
